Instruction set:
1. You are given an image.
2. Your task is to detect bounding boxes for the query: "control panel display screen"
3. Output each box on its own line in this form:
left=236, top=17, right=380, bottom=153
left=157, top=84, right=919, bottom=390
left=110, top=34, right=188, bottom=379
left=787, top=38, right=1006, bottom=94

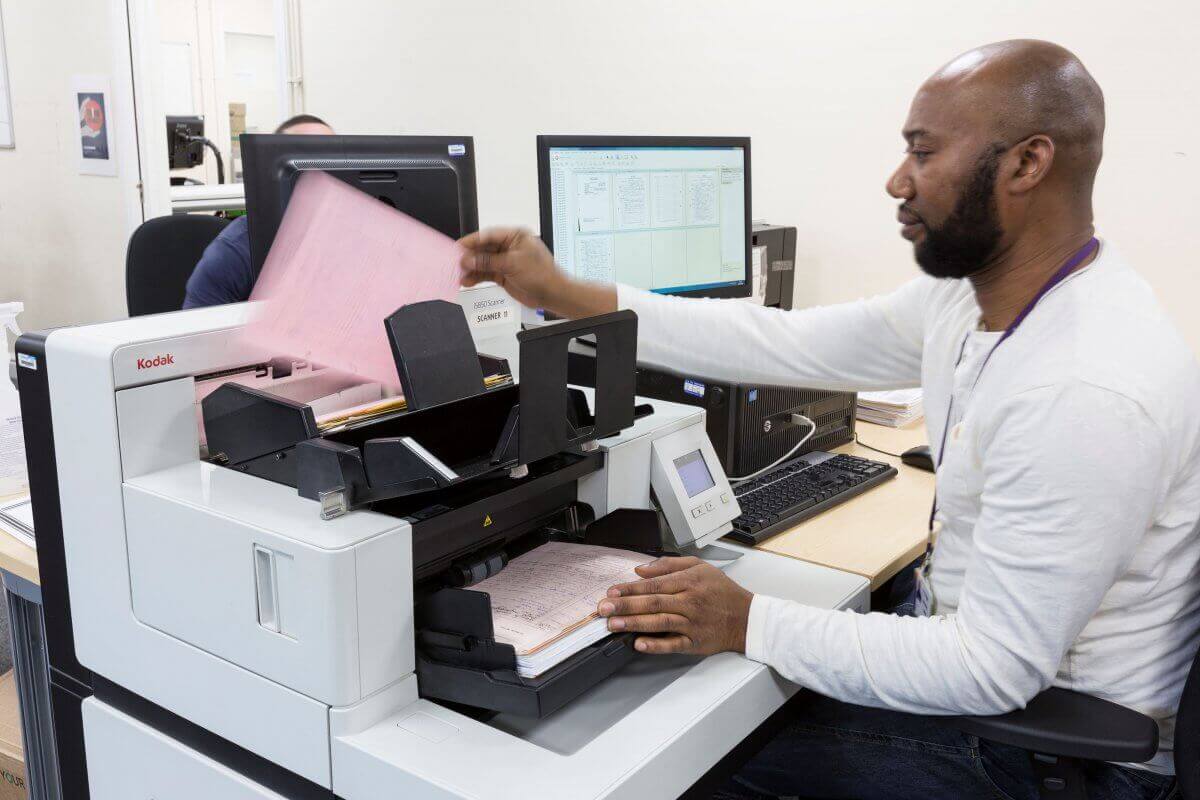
left=674, top=449, right=716, bottom=498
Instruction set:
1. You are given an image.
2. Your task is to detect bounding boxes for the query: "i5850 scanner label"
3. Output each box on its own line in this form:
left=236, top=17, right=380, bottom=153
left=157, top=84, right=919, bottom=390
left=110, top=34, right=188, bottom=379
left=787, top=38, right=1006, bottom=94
left=470, top=297, right=513, bottom=329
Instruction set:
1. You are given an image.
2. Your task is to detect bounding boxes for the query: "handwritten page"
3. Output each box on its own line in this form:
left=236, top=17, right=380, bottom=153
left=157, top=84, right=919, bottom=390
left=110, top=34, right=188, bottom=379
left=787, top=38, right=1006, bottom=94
left=473, top=541, right=654, bottom=657
left=246, top=169, right=464, bottom=388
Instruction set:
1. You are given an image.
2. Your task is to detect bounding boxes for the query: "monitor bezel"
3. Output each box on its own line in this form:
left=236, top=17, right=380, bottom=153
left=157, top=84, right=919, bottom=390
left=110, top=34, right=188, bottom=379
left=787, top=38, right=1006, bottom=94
left=536, top=134, right=753, bottom=302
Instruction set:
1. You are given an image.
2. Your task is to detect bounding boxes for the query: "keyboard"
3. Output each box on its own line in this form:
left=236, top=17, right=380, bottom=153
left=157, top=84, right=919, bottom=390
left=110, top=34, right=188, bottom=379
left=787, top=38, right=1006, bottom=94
left=727, top=452, right=898, bottom=545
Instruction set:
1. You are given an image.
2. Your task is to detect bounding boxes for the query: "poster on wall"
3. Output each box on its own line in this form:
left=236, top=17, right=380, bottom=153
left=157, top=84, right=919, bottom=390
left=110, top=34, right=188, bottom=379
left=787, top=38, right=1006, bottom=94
left=0, top=1, right=14, bottom=148
left=71, top=74, right=117, bottom=176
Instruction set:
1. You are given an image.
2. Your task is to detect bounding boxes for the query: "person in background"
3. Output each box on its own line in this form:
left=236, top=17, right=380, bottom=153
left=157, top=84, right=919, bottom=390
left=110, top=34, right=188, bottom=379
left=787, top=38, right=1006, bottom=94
left=182, top=114, right=334, bottom=309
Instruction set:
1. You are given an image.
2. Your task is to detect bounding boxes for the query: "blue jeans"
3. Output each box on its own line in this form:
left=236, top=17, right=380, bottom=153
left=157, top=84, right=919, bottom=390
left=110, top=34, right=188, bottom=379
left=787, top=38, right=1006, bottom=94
left=713, top=692, right=1177, bottom=800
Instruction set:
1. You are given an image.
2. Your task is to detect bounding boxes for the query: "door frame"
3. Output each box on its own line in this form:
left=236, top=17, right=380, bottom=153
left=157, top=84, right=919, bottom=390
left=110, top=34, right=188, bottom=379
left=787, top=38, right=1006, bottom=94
left=119, top=0, right=298, bottom=220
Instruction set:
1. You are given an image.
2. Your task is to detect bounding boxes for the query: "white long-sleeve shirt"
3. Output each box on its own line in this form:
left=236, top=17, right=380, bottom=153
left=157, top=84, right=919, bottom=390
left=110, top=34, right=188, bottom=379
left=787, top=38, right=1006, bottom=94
left=617, top=241, right=1200, bottom=774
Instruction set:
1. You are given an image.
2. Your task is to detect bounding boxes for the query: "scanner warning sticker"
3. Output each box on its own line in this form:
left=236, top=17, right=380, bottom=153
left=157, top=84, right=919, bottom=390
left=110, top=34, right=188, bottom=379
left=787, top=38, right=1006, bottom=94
left=683, top=379, right=705, bottom=398
left=16, top=354, right=36, bottom=371
left=448, top=144, right=467, bottom=156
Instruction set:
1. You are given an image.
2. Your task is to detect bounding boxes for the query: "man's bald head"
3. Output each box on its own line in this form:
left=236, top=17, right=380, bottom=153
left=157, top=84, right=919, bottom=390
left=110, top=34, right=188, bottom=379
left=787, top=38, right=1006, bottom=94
left=888, top=40, right=1106, bottom=279
left=926, top=40, right=1105, bottom=196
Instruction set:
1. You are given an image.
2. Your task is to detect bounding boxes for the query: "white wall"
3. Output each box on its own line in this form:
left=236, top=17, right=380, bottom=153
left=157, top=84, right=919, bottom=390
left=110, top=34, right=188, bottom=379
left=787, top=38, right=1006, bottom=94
left=297, top=0, right=1200, bottom=350
left=0, top=0, right=141, bottom=334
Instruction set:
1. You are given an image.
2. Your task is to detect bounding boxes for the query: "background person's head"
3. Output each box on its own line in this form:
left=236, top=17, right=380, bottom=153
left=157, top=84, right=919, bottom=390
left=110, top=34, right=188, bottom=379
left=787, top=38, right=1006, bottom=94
left=274, top=114, right=334, bottom=136
left=886, top=40, right=1105, bottom=279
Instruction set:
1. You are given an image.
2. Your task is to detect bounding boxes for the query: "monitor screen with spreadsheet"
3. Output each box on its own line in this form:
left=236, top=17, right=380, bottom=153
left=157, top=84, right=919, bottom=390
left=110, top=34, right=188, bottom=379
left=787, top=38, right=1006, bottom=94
left=537, top=136, right=752, bottom=301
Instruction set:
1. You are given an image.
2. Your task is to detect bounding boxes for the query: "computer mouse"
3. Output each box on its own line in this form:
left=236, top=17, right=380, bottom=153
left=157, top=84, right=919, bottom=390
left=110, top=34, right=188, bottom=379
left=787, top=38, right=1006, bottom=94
left=901, top=444, right=935, bottom=473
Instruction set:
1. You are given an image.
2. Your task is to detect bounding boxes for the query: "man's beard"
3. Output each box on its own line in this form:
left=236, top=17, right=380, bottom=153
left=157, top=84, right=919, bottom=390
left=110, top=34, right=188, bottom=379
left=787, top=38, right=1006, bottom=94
left=914, top=149, right=1003, bottom=279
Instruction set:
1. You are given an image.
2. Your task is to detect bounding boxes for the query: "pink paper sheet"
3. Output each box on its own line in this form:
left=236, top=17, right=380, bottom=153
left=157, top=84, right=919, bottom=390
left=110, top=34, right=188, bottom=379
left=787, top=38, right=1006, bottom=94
left=247, top=169, right=463, bottom=388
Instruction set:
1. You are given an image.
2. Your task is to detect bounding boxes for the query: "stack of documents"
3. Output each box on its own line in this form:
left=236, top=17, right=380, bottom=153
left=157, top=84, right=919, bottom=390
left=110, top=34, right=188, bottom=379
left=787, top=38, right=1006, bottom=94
left=471, top=541, right=654, bottom=678
left=0, top=495, right=34, bottom=549
left=857, top=389, right=924, bottom=428
left=313, top=373, right=512, bottom=433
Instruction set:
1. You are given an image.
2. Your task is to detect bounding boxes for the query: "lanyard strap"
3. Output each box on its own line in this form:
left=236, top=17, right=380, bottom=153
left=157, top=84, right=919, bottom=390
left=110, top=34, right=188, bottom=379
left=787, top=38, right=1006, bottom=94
left=927, top=236, right=1099, bottom=532
left=966, top=237, right=1099, bottom=396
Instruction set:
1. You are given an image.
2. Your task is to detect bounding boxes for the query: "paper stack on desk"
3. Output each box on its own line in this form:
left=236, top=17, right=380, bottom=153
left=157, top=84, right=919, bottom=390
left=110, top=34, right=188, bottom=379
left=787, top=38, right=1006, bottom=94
left=0, top=495, right=34, bottom=550
left=246, top=169, right=464, bottom=389
left=471, top=541, right=654, bottom=678
left=857, top=388, right=924, bottom=428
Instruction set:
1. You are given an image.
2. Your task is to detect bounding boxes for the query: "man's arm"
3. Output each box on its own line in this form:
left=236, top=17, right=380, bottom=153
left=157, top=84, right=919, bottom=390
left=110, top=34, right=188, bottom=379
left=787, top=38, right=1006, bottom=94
left=601, top=381, right=1164, bottom=715
left=617, top=283, right=929, bottom=392
left=743, top=381, right=1163, bottom=714
left=460, top=227, right=932, bottom=391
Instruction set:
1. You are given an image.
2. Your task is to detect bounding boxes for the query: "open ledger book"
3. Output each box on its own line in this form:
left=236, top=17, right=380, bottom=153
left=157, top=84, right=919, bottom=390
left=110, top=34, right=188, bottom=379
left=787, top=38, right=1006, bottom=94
left=471, top=541, right=655, bottom=678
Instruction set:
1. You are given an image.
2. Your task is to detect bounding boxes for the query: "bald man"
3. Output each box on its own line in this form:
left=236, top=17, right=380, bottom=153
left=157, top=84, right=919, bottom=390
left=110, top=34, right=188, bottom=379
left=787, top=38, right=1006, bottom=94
left=460, top=41, right=1198, bottom=798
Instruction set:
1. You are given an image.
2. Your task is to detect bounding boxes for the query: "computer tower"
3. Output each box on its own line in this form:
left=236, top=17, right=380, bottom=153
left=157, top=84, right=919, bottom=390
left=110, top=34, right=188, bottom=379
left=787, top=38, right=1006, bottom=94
left=568, top=354, right=857, bottom=478
left=631, top=370, right=856, bottom=478
left=751, top=223, right=797, bottom=310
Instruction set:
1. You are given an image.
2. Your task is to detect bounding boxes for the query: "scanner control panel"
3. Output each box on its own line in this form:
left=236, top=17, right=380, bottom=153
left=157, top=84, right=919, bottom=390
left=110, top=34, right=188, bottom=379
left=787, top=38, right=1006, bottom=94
left=649, top=423, right=741, bottom=549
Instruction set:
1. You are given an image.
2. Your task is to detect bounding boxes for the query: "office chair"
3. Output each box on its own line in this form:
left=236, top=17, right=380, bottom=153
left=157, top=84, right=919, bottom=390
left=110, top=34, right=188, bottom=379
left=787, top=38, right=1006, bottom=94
left=125, top=214, right=229, bottom=316
left=947, top=644, right=1199, bottom=799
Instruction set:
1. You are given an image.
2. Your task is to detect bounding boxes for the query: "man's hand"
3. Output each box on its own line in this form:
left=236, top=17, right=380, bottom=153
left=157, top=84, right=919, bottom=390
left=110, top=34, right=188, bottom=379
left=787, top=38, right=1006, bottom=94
left=458, top=227, right=617, bottom=319
left=598, top=556, right=753, bottom=656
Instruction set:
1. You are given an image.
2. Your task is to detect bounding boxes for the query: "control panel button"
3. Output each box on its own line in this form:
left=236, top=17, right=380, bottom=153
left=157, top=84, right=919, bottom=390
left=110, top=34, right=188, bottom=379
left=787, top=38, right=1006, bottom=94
left=691, top=507, right=702, bottom=518
left=705, top=501, right=714, bottom=512
left=720, top=492, right=730, bottom=503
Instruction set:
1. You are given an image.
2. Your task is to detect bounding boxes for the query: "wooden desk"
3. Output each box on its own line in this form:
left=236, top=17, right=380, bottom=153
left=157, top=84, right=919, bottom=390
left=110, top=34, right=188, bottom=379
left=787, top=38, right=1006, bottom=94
left=0, top=532, right=37, bottom=586
left=754, top=421, right=933, bottom=590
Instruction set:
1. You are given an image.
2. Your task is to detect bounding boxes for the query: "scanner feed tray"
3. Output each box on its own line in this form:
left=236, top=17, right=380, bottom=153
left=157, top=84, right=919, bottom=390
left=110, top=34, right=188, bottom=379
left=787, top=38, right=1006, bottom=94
left=201, top=304, right=640, bottom=519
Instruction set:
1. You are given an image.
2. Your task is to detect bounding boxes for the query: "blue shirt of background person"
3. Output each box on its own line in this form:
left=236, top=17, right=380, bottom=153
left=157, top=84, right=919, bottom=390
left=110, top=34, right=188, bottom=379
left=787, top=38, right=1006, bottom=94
left=181, top=216, right=253, bottom=309
left=182, top=114, right=335, bottom=309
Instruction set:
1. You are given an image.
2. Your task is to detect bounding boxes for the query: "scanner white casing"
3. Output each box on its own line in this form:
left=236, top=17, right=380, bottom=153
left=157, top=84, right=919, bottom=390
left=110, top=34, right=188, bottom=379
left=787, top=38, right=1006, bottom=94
left=40, top=291, right=869, bottom=799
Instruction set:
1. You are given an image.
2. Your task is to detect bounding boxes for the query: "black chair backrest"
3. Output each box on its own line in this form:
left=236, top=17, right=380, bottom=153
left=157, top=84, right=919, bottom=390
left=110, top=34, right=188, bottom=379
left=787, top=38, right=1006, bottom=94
left=126, top=215, right=229, bottom=316
left=1179, top=642, right=1200, bottom=798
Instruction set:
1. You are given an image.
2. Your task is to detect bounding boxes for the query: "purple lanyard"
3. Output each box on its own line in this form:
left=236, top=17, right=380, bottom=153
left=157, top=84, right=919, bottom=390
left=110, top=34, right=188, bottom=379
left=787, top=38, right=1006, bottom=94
left=927, top=237, right=1099, bottom=532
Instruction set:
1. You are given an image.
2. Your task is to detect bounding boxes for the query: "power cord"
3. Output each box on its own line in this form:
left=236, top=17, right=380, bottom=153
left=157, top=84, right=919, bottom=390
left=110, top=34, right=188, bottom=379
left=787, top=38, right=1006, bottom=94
left=186, top=135, right=225, bottom=184
left=728, top=413, right=816, bottom=484
left=852, top=432, right=904, bottom=459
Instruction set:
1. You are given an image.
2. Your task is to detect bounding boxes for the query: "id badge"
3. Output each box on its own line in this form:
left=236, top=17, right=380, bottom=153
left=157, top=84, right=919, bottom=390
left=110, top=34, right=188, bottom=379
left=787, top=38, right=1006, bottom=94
left=913, top=561, right=934, bottom=617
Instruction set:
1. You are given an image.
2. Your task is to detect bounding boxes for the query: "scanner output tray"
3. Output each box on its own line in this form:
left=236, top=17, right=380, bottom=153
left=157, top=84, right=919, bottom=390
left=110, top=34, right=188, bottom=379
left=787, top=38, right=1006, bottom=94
left=414, top=509, right=673, bottom=718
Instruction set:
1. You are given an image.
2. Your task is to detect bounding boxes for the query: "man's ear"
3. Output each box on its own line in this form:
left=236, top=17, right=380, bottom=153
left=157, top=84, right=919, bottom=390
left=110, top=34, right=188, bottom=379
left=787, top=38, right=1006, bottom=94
left=1006, top=134, right=1056, bottom=194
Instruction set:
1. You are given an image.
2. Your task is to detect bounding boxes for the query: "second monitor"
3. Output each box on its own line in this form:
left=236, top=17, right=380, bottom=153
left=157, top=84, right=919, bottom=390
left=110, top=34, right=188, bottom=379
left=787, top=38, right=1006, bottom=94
left=537, top=136, right=752, bottom=300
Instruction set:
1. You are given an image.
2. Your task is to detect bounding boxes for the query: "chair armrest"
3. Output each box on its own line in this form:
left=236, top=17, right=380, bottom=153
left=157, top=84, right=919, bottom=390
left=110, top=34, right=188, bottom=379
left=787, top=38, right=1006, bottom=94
left=945, top=688, right=1158, bottom=763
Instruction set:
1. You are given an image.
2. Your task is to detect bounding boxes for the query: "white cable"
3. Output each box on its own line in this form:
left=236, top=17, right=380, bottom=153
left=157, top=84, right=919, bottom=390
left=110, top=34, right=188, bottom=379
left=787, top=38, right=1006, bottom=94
left=728, top=414, right=817, bottom=484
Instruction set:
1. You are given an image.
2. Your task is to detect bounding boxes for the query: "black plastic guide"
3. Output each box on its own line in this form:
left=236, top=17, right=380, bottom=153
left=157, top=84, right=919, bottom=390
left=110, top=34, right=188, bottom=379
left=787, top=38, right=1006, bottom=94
left=386, top=299, right=486, bottom=411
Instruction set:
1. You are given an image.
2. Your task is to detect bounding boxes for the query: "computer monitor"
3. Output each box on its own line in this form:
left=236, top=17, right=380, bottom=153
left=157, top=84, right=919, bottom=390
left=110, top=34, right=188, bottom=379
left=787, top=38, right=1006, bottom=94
left=537, top=135, right=751, bottom=300
left=166, top=115, right=206, bottom=169
left=242, top=134, right=479, bottom=278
